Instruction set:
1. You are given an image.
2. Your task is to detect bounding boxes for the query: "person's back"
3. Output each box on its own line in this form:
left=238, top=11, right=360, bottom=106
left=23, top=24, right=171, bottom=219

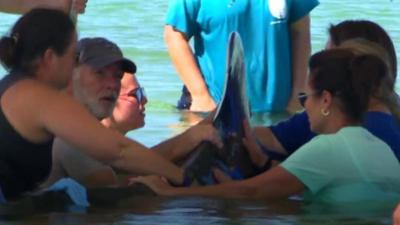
left=363, top=112, right=400, bottom=160
left=0, top=73, right=53, bottom=199
left=282, top=126, right=400, bottom=203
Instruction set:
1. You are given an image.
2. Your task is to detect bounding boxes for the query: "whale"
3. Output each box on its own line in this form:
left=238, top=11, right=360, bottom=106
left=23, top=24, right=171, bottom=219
left=183, top=32, right=255, bottom=185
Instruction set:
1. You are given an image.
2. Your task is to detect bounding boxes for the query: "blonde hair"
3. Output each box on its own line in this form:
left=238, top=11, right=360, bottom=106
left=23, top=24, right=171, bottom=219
left=338, top=38, right=400, bottom=121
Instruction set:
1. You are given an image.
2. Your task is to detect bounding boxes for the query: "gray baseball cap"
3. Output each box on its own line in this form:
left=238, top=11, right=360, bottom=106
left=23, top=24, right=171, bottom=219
left=77, top=37, right=136, bottom=73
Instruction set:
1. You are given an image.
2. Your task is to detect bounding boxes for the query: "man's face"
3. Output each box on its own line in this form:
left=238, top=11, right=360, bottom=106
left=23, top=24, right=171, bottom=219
left=72, top=62, right=123, bottom=120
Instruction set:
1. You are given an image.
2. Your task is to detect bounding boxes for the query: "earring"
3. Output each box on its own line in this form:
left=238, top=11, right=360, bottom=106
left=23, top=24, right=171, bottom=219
left=321, top=108, right=330, bottom=116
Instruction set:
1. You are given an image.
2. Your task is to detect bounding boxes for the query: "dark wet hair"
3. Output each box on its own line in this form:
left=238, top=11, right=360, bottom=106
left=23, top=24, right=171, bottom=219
left=309, top=49, right=388, bottom=122
left=328, top=20, right=397, bottom=79
left=0, top=8, right=75, bottom=74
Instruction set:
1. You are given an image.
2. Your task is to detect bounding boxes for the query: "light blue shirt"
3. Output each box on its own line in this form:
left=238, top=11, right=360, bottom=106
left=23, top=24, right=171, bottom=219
left=281, top=127, right=400, bottom=203
left=166, top=0, right=319, bottom=112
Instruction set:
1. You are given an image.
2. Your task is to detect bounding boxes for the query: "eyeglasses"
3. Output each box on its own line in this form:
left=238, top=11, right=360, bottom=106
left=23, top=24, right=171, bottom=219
left=120, top=87, right=146, bottom=104
left=297, top=92, right=318, bottom=107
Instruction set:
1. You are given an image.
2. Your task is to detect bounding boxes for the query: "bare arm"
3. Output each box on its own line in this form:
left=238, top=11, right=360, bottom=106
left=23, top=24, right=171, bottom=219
left=40, top=141, right=66, bottom=188
left=52, top=138, right=118, bottom=188
left=3, top=80, right=184, bottom=185
left=133, top=166, right=304, bottom=200
left=152, top=123, right=222, bottom=162
left=42, top=138, right=118, bottom=188
left=44, top=92, right=183, bottom=184
left=394, top=203, right=400, bottom=225
left=242, top=120, right=288, bottom=169
left=0, top=0, right=87, bottom=14
left=253, top=126, right=287, bottom=155
left=152, top=134, right=191, bottom=162
left=164, top=25, right=216, bottom=112
left=286, top=16, right=311, bottom=113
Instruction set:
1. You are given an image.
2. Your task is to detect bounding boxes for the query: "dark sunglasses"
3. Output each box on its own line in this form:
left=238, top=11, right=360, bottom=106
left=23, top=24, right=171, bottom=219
left=297, top=92, right=317, bottom=107
left=122, top=87, right=146, bottom=104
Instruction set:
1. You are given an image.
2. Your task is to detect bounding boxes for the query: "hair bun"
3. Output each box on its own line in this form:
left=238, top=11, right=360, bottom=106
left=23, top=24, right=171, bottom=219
left=0, top=36, right=18, bottom=70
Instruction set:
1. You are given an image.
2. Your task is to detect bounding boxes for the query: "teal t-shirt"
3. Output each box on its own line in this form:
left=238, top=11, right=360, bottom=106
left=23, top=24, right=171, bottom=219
left=166, top=0, right=319, bottom=112
left=281, top=127, right=400, bottom=203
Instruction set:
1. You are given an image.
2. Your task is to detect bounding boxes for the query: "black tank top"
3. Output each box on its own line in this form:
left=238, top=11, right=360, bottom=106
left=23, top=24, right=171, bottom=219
left=0, top=73, right=53, bottom=200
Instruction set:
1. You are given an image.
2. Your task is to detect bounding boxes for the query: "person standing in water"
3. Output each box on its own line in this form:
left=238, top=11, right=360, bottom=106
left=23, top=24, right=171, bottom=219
left=165, top=0, right=319, bottom=113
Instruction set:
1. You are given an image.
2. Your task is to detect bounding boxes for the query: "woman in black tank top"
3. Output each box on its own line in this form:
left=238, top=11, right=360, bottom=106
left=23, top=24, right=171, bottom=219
left=0, top=8, right=221, bottom=201
left=0, top=9, right=75, bottom=200
left=0, top=73, right=53, bottom=199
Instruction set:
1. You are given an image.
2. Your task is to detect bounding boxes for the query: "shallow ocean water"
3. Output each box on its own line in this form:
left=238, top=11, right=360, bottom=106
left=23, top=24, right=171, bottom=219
left=0, top=0, right=399, bottom=224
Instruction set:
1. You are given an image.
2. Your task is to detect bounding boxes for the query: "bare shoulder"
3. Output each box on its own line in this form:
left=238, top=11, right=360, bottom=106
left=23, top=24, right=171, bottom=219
left=0, top=79, right=71, bottom=142
left=2, top=78, right=82, bottom=129
left=3, top=79, right=64, bottom=105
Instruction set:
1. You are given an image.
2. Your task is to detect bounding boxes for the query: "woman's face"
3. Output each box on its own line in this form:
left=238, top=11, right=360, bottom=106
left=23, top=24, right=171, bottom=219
left=54, top=32, right=77, bottom=88
left=112, top=73, right=147, bottom=131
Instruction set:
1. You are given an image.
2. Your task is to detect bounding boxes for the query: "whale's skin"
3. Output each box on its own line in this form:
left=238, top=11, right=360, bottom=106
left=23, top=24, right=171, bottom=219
left=183, top=32, right=255, bottom=185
